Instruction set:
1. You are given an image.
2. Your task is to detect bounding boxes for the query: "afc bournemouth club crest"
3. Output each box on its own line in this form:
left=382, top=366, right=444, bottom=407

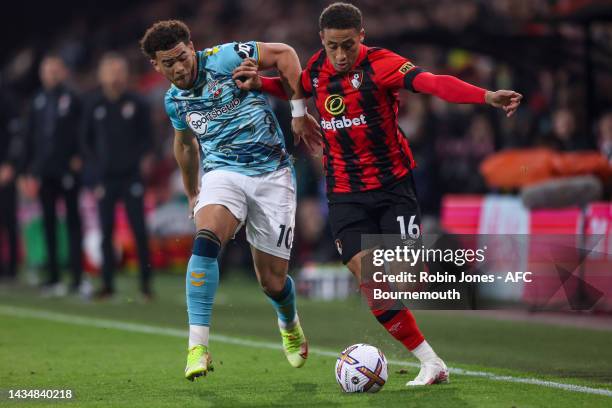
left=349, top=70, right=363, bottom=89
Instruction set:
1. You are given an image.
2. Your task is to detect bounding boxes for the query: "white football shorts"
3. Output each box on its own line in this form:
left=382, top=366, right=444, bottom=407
left=193, top=166, right=296, bottom=260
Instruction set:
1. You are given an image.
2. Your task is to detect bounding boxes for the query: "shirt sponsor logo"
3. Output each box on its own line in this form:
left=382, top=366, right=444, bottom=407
left=399, top=61, right=415, bottom=75
left=186, top=98, right=241, bottom=135
left=324, top=94, right=346, bottom=116
left=320, top=114, right=367, bottom=131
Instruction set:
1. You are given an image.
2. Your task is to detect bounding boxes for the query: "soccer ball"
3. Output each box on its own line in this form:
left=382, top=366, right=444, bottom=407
left=335, top=343, right=388, bottom=393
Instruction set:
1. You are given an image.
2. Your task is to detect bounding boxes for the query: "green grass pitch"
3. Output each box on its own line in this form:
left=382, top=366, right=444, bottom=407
left=1, top=273, right=611, bottom=407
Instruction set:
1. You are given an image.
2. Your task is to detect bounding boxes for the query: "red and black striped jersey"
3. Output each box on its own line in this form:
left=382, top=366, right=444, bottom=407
left=301, top=44, right=425, bottom=194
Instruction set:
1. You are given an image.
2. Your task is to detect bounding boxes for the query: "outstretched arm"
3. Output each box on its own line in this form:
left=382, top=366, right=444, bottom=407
left=371, top=49, right=522, bottom=117
left=412, top=72, right=522, bottom=117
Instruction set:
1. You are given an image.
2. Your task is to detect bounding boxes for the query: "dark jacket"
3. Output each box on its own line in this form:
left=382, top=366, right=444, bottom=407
left=81, top=90, right=152, bottom=180
left=23, top=83, right=83, bottom=179
left=0, top=90, right=19, bottom=169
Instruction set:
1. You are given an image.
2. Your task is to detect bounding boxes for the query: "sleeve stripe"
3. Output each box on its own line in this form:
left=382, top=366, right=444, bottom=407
left=255, top=42, right=261, bottom=64
left=404, top=67, right=426, bottom=93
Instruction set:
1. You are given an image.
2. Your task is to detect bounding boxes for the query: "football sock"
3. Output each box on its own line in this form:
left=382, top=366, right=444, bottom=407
left=372, top=307, right=426, bottom=351
left=189, top=325, right=210, bottom=348
left=187, top=230, right=220, bottom=347
left=411, top=340, right=438, bottom=363
left=265, top=275, right=297, bottom=329
left=360, top=282, right=426, bottom=355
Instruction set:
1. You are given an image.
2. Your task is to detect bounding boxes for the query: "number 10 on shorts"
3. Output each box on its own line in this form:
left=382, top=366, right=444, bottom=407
left=277, top=224, right=293, bottom=249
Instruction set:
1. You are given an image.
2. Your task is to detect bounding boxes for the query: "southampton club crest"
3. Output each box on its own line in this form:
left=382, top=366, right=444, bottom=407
left=207, top=79, right=222, bottom=99
left=349, top=70, right=363, bottom=89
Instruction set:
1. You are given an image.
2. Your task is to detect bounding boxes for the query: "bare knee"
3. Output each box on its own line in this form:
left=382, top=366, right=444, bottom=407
left=258, top=261, right=288, bottom=294
left=260, top=275, right=286, bottom=296
left=252, top=249, right=289, bottom=296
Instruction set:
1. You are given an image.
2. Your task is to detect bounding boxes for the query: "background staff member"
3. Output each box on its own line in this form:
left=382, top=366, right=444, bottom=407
left=82, top=52, right=154, bottom=300
left=21, top=53, right=84, bottom=296
left=0, top=87, right=20, bottom=283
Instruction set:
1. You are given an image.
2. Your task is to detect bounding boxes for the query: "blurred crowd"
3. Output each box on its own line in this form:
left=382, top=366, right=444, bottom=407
left=1, top=0, right=611, bottom=295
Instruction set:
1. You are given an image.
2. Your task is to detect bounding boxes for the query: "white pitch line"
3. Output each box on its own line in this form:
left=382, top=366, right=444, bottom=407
left=1, top=305, right=611, bottom=397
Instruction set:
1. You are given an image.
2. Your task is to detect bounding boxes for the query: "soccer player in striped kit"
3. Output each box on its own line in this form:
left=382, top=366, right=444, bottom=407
left=232, top=2, right=521, bottom=386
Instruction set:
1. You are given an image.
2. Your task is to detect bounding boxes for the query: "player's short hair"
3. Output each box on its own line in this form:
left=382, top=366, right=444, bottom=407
left=319, top=2, right=363, bottom=31
left=140, top=20, right=191, bottom=59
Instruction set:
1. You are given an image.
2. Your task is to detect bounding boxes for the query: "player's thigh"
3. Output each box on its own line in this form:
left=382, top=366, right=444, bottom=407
left=378, top=179, right=422, bottom=240
left=193, top=170, right=247, bottom=245
left=328, top=200, right=379, bottom=266
left=245, top=167, right=296, bottom=261
left=378, top=179, right=424, bottom=280
left=194, top=205, right=240, bottom=246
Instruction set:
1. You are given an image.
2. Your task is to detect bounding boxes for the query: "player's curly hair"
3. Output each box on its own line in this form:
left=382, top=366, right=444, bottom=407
left=140, top=20, right=191, bottom=59
left=319, top=2, right=362, bottom=31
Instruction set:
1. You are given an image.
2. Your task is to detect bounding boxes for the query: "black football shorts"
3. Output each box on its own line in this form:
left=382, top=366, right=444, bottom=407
left=328, top=174, right=422, bottom=264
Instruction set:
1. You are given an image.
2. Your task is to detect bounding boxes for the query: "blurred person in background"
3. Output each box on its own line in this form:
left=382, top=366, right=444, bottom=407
left=292, top=197, right=338, bottom=267
left=0, top=88, right=20, bottom=283
left=597, top=111, right=612, bottom=165
left=437, top=112, right=495, bottom=194
left=20, top=54, right=84, bottom=296
left=81, top=52, right=154, bottom=300
left=597, top=111, right=612, bottom=197
left=398, top=96, right=442, bottom=215
left=292, top=150, right=337, bottom=267
left=537, top=107, right=592, bottom=151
